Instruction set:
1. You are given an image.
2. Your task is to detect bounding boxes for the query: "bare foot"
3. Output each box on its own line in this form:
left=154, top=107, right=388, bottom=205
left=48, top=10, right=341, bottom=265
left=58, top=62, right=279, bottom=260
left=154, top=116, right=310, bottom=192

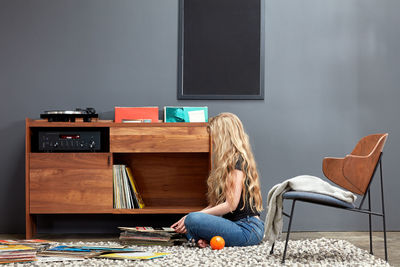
left=197, top=239, right=209, bottom=248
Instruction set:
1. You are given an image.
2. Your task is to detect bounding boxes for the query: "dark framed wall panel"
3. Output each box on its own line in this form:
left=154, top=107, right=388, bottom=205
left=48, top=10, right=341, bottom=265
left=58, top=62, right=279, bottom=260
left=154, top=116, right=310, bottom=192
left=178, top=0, right=265, bottom=100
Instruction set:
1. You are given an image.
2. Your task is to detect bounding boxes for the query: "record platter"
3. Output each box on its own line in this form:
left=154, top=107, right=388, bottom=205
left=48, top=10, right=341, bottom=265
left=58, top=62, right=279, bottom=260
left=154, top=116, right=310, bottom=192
left=40, top=108, right=98, bottom=122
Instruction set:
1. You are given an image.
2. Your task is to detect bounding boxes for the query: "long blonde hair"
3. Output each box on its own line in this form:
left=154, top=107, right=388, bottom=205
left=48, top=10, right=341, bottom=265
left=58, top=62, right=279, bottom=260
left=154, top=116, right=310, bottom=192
left=207, top=112, right=263, bottom=212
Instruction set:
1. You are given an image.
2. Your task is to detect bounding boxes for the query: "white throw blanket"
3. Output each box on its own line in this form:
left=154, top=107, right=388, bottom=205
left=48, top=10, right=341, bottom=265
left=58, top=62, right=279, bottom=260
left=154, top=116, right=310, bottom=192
left=263, top=175, right=357, bottom=242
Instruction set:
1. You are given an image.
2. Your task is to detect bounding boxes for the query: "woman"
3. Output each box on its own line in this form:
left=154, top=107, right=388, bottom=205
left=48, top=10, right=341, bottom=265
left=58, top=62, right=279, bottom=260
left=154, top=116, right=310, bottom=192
left=171, top=112, right=264, bottom=247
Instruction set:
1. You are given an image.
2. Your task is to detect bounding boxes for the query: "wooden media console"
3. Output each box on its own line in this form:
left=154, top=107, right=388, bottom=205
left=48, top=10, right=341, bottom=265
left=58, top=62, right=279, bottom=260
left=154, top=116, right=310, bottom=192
left=25, top=119, right=210, bottom=238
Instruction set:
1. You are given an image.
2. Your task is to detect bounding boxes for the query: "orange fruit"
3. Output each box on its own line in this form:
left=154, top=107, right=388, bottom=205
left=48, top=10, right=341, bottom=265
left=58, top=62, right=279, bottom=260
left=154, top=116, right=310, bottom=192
left=210, top=236, right=225, bottom=250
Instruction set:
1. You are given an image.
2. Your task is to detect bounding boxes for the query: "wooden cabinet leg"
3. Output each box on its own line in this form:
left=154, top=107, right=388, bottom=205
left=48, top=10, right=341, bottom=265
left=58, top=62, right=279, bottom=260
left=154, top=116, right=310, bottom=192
left=26, top=214, right=36, bottom=239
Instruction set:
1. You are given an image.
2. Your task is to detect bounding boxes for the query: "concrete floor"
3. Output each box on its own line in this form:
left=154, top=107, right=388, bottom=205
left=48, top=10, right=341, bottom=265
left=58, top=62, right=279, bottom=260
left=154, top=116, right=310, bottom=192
left=0, top=232, right=397, bottom=266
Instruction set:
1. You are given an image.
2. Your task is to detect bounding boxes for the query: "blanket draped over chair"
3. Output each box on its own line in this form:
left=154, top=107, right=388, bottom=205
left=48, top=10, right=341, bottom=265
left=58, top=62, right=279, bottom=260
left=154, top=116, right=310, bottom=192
left=263, top=175, right=357, bottom=242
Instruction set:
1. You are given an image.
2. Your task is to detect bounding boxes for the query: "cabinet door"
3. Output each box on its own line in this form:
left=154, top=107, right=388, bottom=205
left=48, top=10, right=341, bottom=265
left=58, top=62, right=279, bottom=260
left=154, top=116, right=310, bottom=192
left=29, top=153, right=113, bottom=213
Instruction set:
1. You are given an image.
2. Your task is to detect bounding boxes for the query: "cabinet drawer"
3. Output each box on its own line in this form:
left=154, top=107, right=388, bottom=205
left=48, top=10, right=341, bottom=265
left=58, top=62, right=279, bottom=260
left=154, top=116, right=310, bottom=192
left=29, top=153, right=113, bottom=213
left=110, top=126, right=209, bottom=152
left=30, top=153, right=112, bottom=169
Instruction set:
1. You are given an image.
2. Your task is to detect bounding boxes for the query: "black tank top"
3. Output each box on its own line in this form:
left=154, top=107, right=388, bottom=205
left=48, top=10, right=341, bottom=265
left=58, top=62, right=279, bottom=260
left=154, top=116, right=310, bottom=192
left=223, top=157, right=260, bottom=221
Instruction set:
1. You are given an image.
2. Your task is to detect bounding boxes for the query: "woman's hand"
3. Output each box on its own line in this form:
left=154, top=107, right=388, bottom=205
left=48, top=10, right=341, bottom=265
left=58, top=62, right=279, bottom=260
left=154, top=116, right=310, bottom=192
left=171, top=215, right=187, bottom=233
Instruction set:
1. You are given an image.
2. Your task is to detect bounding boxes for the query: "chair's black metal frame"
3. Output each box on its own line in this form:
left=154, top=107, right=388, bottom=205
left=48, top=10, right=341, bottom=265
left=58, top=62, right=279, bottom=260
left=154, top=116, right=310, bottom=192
left=270, top=153, right=387, bottom=264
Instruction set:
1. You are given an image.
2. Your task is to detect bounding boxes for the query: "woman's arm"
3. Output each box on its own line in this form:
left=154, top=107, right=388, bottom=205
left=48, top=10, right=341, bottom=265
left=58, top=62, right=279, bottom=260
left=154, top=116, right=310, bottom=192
left=201, top=169, right=245, bottom=216
left=171, top=170, right=244, bottom=233
left=200, top=205, right=212, bottom=211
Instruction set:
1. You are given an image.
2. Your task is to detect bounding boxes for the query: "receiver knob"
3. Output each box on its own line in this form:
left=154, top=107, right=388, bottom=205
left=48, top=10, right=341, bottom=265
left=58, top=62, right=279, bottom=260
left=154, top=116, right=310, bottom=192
left=89, top=141, right=95, bottom=148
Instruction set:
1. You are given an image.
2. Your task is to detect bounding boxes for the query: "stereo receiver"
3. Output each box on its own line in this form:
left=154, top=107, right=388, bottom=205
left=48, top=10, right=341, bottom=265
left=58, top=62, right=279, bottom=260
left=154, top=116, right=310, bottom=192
left=32, top=128, right=109, bottom=152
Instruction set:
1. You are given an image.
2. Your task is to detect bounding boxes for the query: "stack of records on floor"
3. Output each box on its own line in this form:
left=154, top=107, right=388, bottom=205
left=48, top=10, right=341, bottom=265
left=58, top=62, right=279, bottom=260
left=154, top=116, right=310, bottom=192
left=0, top=239, right=54, bottom=251
left=0, top=244, right=37, bottom=264
left=37, top=246, right=105, bottom=258
left=37, top=245, right=139, bottom=259
left=113, top=165, right=145, bottom=209
left=37, top=245, right=168, bottom=261
left=119, top=227, right=187, bottom=246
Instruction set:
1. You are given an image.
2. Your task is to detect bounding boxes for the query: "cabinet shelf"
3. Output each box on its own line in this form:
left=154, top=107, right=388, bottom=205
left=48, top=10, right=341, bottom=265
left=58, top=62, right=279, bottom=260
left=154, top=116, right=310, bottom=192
left=112, top=206, right=205, bottom=214
left=30, top=207, right=205, bottom=215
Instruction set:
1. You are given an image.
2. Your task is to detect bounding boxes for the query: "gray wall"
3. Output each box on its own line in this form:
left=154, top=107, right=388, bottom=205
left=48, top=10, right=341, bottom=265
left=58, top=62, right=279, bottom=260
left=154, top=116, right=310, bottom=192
left=1, top=0, right=399, bottom=234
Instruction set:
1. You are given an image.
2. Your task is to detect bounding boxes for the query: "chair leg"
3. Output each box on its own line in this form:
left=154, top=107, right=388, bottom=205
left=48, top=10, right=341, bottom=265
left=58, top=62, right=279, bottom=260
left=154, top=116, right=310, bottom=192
left=282, top=200, right=296, bottom=264
left=269, top=242, right=275, bottom=254
left=368, top=189, right=373, bottom=255
left=382, top=210, right=388, bottom=262
left=379, top=160, right=388, bottom=262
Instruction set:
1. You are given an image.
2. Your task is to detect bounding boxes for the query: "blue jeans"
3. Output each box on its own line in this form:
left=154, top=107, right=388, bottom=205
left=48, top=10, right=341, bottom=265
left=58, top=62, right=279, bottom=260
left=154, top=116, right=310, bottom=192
left=184, top=212, right=264, bottom=247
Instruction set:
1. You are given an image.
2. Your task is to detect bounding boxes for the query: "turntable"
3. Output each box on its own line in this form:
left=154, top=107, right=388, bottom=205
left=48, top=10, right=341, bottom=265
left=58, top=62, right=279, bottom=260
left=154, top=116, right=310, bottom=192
left=40, top=108, right=98, bottom=122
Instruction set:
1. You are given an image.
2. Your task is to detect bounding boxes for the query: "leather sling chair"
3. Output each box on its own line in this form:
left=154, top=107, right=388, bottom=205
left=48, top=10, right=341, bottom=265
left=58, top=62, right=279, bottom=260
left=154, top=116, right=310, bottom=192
left=270, top=133, right=388, bottom=263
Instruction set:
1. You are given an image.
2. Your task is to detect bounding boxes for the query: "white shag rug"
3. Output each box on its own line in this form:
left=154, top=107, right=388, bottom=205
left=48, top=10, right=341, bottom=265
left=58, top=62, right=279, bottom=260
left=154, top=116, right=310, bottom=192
left=8, top=238, right=391, bottom=267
